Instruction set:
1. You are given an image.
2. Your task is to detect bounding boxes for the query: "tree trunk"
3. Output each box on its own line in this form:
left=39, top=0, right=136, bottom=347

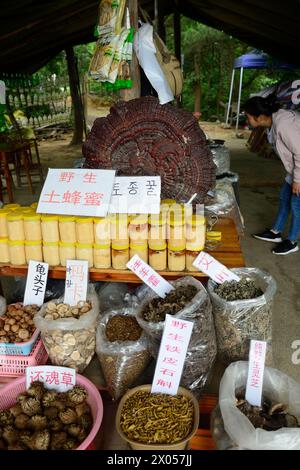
left=66, top=46, right=84, bottom=145
left=194, top=54, right=201, bottom=114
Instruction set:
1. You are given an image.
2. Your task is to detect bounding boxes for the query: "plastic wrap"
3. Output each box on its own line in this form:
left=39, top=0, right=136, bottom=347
left=136, top=277, right=217, bottom=393
left=97, top=282, right=133, bottom=314
left=211, top=145, right=230, bottom=175
left=212, top=361, right=300, bottom=450
left=0, top=296, right=6, bottom=316
left=205, top=188, right=244, bottom=234
left=96, top=310, right=151, bottom=400
left=207, top=268, right=276, bottom=365
left=34, top=290, right=100, bottom=373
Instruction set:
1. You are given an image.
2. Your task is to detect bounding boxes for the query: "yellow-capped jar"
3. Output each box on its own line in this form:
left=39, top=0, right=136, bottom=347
left=23, top=212, right=42, bottom=241
left=148, top=212, right=167, bottom=242
left=186, top=243, right=202, bottom=272
left=7, top=212, right=25, bottom=241
left=0, top=238, right=10, bottom=263
left=43, top=241, right=60, bottom=266
left=76, top=217, right=94, bottom=244
left=185, top=215, right=206, bottom=250
left=0, top=208, right=10, bottom=238
left=167, top=206, right=185, bottom=245
left=111, top=240, right=129, bottom=270
left=168, top=242, right=186, bottom=272
left=25, top=240, right=43, bottom=263
left=94, top=242, right=111, bottom=269
left=8, top=240, right=25, bottom=265
left=59, top=215, right=76, bottom=243
left=128, top=214, right=148, bottom=242
left=59, top=241, right=76, bottom=266
left=41, top=214, right=59, bottom=243
left=130, top=242, right=148, bottom=263
left=110, top=214, right=129, bottom=241
left=4, top=203, right=20, bottom=211
left=76, top=243, right=93, bottom=267
left=148, top=241, right=167, bottom=271
left=18, top=207, right=33, bottom=214
left=94, top=217, right=110, bottom=244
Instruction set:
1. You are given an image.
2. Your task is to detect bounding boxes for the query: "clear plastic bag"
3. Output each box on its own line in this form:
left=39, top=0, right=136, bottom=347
left=205, top=188, right=244, bottom=235
left=212, top=361, right=300, bottom=450
left=0, top=296, right=6, bottom=316
left=96, top=310, right=151, bottom=400
left=136, top=277, right=217, bottom=394
left=207, top=268, right=276, bottom=365
left=34, top=290, right=100, bottom=373
left=211, top=145, right=230, bottom=175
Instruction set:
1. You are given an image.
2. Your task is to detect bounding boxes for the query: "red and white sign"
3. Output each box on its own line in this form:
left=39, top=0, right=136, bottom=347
left=127, top=255, right=173, bottom=298
left=151, top=314, right=193, bottom=395
left=37, top=168, right=115, bottom=217
left=245, top=340, right=267, bottom=407
left=193, top=251, right=240, bottom=284
left=64, top=260, right=88, bottom=306
left=26, top=366, right=76, bottom=392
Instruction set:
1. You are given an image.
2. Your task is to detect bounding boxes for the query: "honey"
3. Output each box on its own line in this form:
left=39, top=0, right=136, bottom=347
left=25, top=240, right=43, bottom=263
left=111, top=241, right=129, bottom=270
left=41, top=215, right=59, bottom=242
left=59, top=241, right=76, bottom=266
left=43, top=241, right=60, bottom=266
left=76, top=217, right=94, bottom=244
left=94, top=242, right=111, bottom=268
left=148, top=241, right=167, bottom=271
left=59, top=215, right=76, bottom=243
left=76, top=243, right=93, bottom=267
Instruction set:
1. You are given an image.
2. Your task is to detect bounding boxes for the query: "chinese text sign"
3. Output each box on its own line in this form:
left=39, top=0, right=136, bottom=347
left=109, top=176, right=161, bottom=214
left=151, top=314, right=194, bottom=395
left=64, top=260, right=88, bottom=306
left=23, top=260, right=49, bottom=306
left=193, top=251, right=240, bottom=284
left=26, top=366, right=76, bottom=393
left=245, top=340, right=267, bottom=407
left=127, top=255, right=173, bottom=298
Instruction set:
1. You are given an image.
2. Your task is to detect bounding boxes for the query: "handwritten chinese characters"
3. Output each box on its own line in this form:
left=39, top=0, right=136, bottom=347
left=26, top=366, right=76, bottom=393
left=127, top=255, right=173, bottom=298
left=37, top=168, right=115, bottom=217
left=151, top=314, right=193, bottom=395
left=245, top=340, right=267, bottom=407
left=193, top=251, right=240, bottom=284
left=109, top=176, right=161, bottom=214
left=64, top=260, right=88, bottom=306
left=23, top=260, right=49, bottom=306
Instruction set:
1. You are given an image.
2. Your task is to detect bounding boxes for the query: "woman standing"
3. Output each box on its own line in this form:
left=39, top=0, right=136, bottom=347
left=243, top=95, right=300, bottom=255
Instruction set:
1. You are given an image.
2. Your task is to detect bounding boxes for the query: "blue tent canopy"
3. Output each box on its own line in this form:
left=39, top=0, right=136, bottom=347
left=234, top=50, right=296, bottom=70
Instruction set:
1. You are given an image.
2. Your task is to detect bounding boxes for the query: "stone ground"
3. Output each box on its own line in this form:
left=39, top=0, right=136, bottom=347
left=2, top=121, right=300, bottom=449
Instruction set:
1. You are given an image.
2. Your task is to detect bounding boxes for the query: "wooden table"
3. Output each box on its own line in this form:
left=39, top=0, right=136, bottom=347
left=0, top=218, right=245, bottom=281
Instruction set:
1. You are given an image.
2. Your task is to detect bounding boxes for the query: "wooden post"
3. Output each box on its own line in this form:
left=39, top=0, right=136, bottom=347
left=65, top=46, right=84, bottom=145
left=120, top=0, right=140, bottom=101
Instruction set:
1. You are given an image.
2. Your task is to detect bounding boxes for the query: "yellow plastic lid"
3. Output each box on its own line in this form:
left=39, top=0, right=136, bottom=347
left=8, top=240, right=25, bottom=246
left=94, top=242, right=111, bottom=249
left=30, top=202, right=38, bottom=209
left=41, top=214, right=58, bottom=222
left=130, top=242, right=148, bottom=250
left=149, top=213, right=167, bottom=225
left=0, top=208, right=11, bottom=217
left=168, top=241, right=186, bottom=251
left=112, top=241, right=129, bottom=250
left=186, top=243, right=204, bottom=251
left=75, top=217, right=93, bottom=223
left=43, top=241, right=59, bottom=247
left=59, top=241, right=76, bottom=248
left=23, top=212, right=41, bottom=221
left=0, top=237, right=8, bottom=244
left=4, top=204, right=20, bottom=211
left=149, top=241, right=167, bottom=251
left=7, top=212, right=23, bottom=221
left=76, top=242, right=93, bottom=249
left=94, top=217, right=109, bottom=224
left=25, top=240, right=42, bottom=246
left=129, top=214, right=148, bottom=225
left=18, top=207, right=33, bottom=214
left=58, top=215, right=76, bottom=222
left=109, top=214, right=128, bottom=225
left=161, top=199, right=177, bottom=206
left=186, top=215, right=206, bottom=226
left=206, top=231, right=222, bottom=241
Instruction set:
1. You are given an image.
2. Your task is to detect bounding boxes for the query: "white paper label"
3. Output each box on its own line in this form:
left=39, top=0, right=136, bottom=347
left=23, top=260, right=49, bottom=306
left=26, top=366, right=76, bottom=392
left=0, top=81, right=5, bottom=105
left=151, top=314, right=194, bottom=395
left=193, top=251, right=240, bottom=284
left=127, top=255, right=173, bottom=298
left=64, top=260, right=88, bottom=306
left=109, top=176, right=161, bottom=214
left=245, top=340, right=267, bottom=407
left=37, top=168, right=115, bottom=217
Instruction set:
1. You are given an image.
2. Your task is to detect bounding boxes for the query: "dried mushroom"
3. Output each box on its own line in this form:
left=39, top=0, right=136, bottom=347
left=0, top=303, right=39, bottom=344
left=214, top=279, right=263, bottom=301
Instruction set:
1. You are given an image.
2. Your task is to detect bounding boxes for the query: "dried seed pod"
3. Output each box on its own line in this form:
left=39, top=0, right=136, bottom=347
left=21, top=397, right=42, bottom=416
left=29, top=415, right=48, bottom=431
left=14, top=413, right=30, bottom=430
left=67, top=386, right=87, bottom=405
left=0, top=410, right=14, bottom=426
left=75, top=402, right=90, bottom=418
left=49, top=418, right=64, bottom=432
left=42, top=390, right=58, bottom=408
left=50, top=431, right=68, bottom=450
left=44, top=406, right=58, bottom=419
left=66, top=424, right=81, bottom=438
left=2, top=425, right=19, bottom=445
left=9, top=403, right=23, bottom=418
left=31, top=430, right=51, bottom=450
left=59, top=408, right=77, bottom=425
left=27, top=381, right=45, bottom=400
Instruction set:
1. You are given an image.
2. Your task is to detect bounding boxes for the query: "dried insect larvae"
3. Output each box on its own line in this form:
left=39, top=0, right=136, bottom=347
left=120, top=391, right=194, bottom=444
left=0, top=303, right=39, bottom=344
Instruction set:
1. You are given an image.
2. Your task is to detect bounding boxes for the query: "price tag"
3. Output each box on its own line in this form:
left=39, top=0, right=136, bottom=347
left=23, top=260, right=49, bottom=306
left=151, top=314, right=193, bottom=395
left=109, top=176, right=161, bottom=214
left=127, top=255, right=173, bottom=298
left=64, top=260, right=88, bottom=306
left=245, top=340, right=267, bottom=407
left=26, top=366, right=76, bottom=393
left=193, top=251, right=240, bottom=284
left=37, top=168, right=115, bottom=217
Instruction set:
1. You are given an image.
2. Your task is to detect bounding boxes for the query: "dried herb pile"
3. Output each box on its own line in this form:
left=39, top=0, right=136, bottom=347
left=105, top=315, right=142, bottom=342
left=120, top=391, right=194, bottom=444
left=214, top=279, right=263, bottom=301
left=142, top=285, right=197, bottom=323
left=0, top=381, right=92, bottom=450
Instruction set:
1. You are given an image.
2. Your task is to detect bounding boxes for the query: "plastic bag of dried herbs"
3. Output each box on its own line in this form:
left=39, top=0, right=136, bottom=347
left=96, top=310, right=151, bottom=400
left=211, top=361, right=300, bottom=450
left=136, top=276, right=217, bottom=394
left=34, top=289, right=100, bottom=373
left=207, top=268, right=276, bottom=365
